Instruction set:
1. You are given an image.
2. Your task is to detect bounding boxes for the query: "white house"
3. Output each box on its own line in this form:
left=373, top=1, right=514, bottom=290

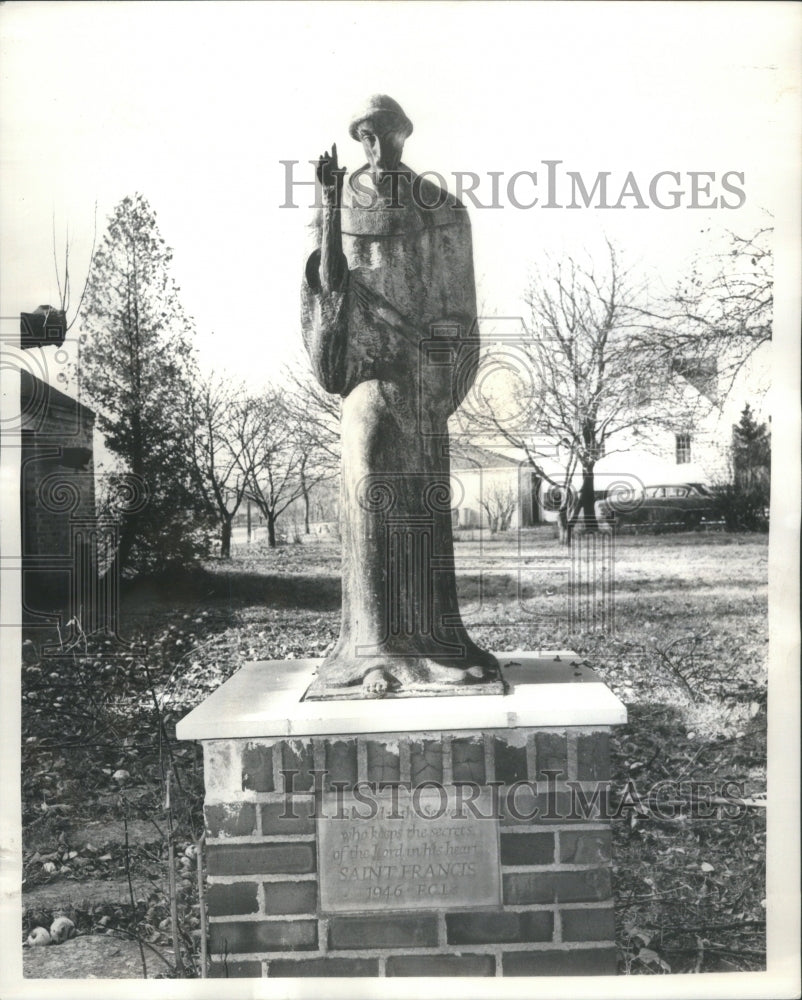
left=604, top=344, right=770, bottom=489
left=447, top=344, right=770, bottom=528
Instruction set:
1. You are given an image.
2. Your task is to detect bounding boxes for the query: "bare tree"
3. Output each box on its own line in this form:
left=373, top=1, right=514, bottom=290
left=640, top=223, right=773, bottom=399
left=282, top=363, right=341, bottom=534
left=184, top=376, right=253, bottom=558
left=52, top=206, right=97, bottom=333
left=233, top=388, right=333, bottom=548
left=473, top=241, right=705, bottom=544
left=479, top=482, right=518, bottom=533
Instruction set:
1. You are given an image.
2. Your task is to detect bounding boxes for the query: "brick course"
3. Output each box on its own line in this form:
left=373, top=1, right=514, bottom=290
left=200, top=725, right=618, bottom=978
left=269, top=957, right=379, bottom=977
left=446, top=910, right=553, bottom=944
left=366, top=740, right=401, bottom=784
left=499, top=787, right=606, bottom=824
left=241, top=743, right=274, bottom=792
left=206, top=882, right=258, bottom=916
left=451, top=736, right=486, bottom=783
left=560, top=829, right=613, bottom=864
left=263, top=880, right=317, bottom=915
left=503, top=868, right=612, bottom=905
left=260, top=798, right=316, bottom=836
left=209, top=959, right=262, bottom=978
left=280, top=741, right=316, bottom=791
left=499, top=831, right=555, bottom=866
left=494, top=737, right=528, bottom=784
left=207, top=842, right=315, bottom=877
left=386, top=954, right=496, bottom=976
left=576, top=733, right=610, bottom=781
left=205, top=803, right=256, bottom=838
left=328, top=915, right=439, bottom=949
left=535, top=732, right=568, bottom=781
left=210, top=919, right=317, bottom=953
left=503, top=947, right=617, bottom=976
left=561, top=906, right=616, bottom=942
left=325, top=739, right=358, bottom=789
left=409, top=739, right=443, bottom=784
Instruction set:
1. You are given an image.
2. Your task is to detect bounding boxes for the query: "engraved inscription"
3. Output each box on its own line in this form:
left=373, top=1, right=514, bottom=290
left=318, top=787, right=501, bottom=912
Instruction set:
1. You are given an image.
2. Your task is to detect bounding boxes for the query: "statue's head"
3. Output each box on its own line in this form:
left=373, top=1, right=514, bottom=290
left=348, top=95, right=412, bottom=182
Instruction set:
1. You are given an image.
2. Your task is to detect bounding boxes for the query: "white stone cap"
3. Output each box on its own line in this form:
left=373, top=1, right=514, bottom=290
left=176, top=651, right=627, bottom=741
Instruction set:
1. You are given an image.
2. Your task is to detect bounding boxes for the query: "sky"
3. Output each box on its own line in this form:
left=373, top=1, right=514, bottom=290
left=1, top=1, right=798, bottom=398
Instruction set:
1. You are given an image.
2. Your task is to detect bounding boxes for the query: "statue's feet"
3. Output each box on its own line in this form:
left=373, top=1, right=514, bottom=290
left=304, top=646, right=502, bottom=699
left=361, top=668, right=394, bottom=698
left=424, top=659, right=494, bottom=685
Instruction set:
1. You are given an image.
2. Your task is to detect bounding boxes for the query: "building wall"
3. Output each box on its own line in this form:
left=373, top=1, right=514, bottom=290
left=20, top=372, right=96, bottom=620
left=618, top=351, right=770, bottom=485
left=611, top=401, right=734, bottom=485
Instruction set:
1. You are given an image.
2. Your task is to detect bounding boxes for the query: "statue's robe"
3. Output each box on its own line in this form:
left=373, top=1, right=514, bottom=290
left=301, top=165, right=497, bottom=694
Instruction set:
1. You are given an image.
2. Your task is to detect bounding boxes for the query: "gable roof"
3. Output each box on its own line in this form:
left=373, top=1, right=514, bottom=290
left=671, top=356, right=719, bottom=404
left=20, top=370, right=95, bottom=418
left=450, top=443, right=523, bottom=470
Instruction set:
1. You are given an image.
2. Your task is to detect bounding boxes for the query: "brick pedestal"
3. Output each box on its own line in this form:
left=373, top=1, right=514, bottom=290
left=177, top=651, right=626, bottom=979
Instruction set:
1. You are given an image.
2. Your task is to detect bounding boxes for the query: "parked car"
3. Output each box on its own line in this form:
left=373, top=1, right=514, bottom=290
left=596, top=482, right=717, bottom=529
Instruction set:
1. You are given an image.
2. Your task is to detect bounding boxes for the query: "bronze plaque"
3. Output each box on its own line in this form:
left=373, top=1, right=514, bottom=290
left=318, top=787, right=501, bottom=912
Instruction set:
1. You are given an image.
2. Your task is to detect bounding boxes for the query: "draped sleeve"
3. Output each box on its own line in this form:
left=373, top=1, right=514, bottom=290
left=300, top=209, right=352, bottom=396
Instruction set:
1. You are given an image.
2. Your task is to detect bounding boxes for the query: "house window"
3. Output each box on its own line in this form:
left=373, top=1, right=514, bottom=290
left=675, top=432, right=692, bottom=464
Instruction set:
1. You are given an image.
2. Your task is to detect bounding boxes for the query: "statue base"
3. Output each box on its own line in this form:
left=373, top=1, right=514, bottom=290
left=177, top=652, right=627, bottom=979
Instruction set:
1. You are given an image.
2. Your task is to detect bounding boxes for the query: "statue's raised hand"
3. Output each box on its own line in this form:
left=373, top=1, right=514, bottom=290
left=317, top=143, right=346, bottom=199
left=316, top=142, right=347, bottom=291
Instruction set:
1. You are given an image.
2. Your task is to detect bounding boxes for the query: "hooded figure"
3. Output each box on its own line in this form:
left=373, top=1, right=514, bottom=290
left=301, top=96, right=500, bottom=698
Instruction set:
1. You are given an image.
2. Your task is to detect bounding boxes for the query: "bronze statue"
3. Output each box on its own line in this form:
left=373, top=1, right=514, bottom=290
left=302, top=95, right=501, bottom=699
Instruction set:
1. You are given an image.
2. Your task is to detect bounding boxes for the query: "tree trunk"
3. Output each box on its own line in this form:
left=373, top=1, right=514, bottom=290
left=577, top=467, right=598, bottom=531
left=303, top=488, right=311, bottom=535
left=267, top=513, right=276, bottom=548
left=220, top=518, right=232, bottom=559
left=557, top=508, right=572, bottom=546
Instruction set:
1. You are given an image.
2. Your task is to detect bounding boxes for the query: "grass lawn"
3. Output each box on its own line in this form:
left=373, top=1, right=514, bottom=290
left=21, top=527, right=767, bottom=976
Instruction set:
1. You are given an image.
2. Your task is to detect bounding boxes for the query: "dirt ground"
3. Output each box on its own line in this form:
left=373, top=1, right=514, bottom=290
left=24, top=935, right=176, bottom=979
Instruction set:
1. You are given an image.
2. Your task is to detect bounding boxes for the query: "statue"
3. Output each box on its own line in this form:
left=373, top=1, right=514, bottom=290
left=301, top=95, right=502, bottom=699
